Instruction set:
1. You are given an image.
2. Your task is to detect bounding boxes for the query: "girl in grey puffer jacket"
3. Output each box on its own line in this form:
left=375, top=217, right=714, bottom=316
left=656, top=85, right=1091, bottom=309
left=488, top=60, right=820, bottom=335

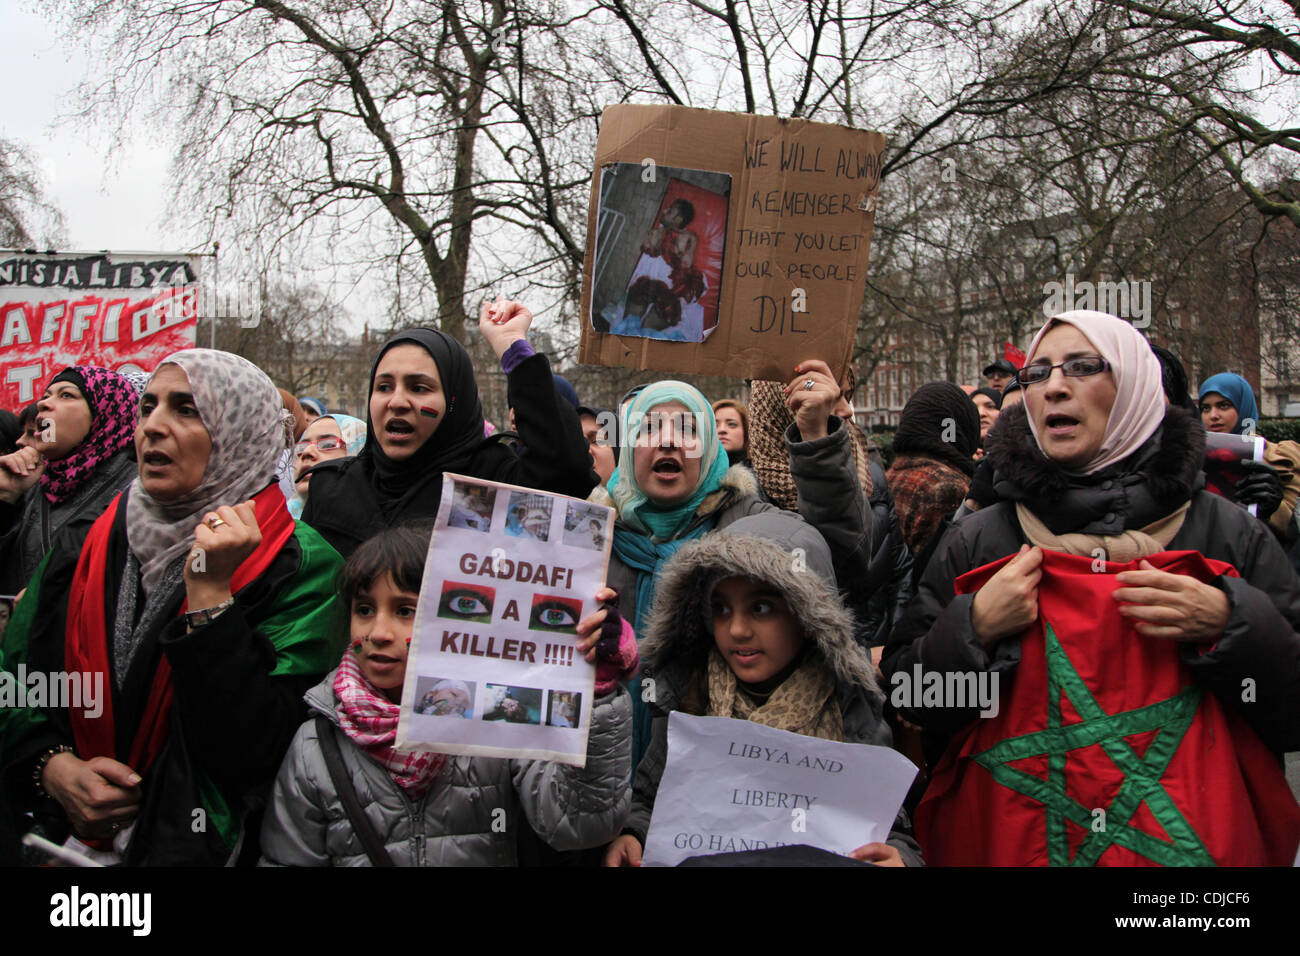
left=259, top=528, right=634, bottom=866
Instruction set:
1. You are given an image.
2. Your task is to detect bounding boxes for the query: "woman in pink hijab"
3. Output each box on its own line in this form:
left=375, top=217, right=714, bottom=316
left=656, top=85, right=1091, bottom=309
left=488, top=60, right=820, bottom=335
left=884, top=310, right=1300, bottom=866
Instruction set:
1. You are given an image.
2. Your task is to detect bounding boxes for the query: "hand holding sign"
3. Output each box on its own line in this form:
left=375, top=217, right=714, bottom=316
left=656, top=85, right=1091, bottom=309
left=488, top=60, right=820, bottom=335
left=783, top=359, right=841, bottom=441
left=848, top=842, right=904, bottom=866
left=604, top=834, right=644, bottom=867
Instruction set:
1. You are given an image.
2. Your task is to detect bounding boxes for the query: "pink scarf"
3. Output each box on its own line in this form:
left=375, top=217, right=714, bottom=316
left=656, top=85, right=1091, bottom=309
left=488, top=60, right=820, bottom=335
left=41, top=366, right=138, bottom=504
left=332, top=655, right=447, bottom=796
left=1024, top=310, right=1166, bottom=475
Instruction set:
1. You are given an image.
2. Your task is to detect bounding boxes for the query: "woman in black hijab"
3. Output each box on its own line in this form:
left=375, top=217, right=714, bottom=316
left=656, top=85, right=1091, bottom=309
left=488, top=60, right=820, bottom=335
left=302, top=301, right=595, bottom=557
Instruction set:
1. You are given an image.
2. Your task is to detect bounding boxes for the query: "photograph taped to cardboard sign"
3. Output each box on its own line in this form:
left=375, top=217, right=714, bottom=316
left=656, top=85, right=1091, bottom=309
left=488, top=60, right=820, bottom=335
left=590, top=163, right=731, bottom=343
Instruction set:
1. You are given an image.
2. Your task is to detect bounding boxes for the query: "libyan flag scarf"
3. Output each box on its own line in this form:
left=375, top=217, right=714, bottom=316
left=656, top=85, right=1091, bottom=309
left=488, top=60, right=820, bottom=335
left=65, top=483, right=296, bottom=778
left=915, top=549, right=1300, bottom=866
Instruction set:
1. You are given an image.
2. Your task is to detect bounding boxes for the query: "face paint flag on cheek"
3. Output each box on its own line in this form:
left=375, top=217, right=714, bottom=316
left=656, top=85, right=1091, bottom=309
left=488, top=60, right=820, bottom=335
left=420, top=406, right=440, bottom=419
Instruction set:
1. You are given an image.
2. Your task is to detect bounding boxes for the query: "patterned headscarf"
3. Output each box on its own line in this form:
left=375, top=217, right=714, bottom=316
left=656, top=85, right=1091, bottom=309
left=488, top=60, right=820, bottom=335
left=126, top=349, right=293, bottom=595
left=39, top=366, right=138, bottom=505
left=747, top=380, right=873, bottom=510
left=321, top=414, right=367, bottom=456
left=1198, top=373, right=1260, bottom=436
left=606, top=381, right=729, bottom=542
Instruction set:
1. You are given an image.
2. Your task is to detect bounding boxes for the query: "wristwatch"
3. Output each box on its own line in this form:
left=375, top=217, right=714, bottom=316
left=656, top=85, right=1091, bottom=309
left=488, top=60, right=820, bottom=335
left=185, top=597, right=235, bottom=629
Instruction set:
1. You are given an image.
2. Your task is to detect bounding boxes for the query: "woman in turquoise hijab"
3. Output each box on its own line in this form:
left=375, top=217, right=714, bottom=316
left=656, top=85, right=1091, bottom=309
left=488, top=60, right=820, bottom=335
left=592, top=373, right=870, bottom=769
left=595, top=382, right=760, bottom=766
left=1199, top=372, right=1300, bottom=541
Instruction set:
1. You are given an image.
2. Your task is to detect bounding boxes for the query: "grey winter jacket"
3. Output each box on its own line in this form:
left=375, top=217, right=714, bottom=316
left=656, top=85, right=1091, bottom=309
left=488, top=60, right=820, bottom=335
left=623, top=511, right=924, bottom=865
left=258, top=672, right=632, bottom=866
left=884, top=404, right=1300, bottom=756
left=0, top=448, right=136, bottom=594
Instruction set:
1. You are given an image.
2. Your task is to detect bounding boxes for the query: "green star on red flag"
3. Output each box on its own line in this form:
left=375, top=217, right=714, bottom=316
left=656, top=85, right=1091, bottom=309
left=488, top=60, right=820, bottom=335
left=973, top=623, right=1215, bottom=866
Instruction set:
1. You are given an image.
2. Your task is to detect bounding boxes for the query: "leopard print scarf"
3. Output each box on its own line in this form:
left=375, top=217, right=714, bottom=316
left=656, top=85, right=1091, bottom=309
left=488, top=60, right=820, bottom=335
left=706, top=648, right=843, bottom=741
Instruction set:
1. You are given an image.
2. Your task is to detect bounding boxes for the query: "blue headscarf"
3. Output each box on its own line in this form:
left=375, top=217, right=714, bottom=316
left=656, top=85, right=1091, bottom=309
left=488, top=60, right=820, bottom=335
left=607, top=381, right=731, bottom=544
left=322, top=413, right=368, bottom=456
left=1198, top=373, right=1260, bottom=435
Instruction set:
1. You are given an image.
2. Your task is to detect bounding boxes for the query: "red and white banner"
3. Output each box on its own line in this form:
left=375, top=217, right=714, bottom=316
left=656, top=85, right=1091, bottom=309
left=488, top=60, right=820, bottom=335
left=0, top=251, right=200, bottom=411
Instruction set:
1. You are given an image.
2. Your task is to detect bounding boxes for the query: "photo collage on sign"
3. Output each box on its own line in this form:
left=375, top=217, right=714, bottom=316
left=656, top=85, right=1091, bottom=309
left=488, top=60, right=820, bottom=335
left=412, top=481, right=611, bottom=731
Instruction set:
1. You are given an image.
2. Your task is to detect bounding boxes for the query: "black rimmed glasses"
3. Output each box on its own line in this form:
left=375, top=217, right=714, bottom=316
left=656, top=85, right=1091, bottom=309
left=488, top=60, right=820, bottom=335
left=1015, top=356, right=1110, bottom=386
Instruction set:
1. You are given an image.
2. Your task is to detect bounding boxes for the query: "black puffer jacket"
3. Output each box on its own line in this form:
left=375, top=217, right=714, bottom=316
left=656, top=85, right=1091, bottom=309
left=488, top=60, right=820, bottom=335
left=858, top=461, right=915, bottom=649
left=884, top=404, right=1300, bottom=755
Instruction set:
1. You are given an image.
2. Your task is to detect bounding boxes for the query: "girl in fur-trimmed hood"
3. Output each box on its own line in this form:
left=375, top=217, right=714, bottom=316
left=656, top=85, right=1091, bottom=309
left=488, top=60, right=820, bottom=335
left=604, top=511, right=923, bottom=867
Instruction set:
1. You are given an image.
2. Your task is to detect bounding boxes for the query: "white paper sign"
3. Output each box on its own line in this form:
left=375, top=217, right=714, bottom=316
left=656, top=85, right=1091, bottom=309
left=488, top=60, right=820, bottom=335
left=395, top=474, right=614, bottom=766
left=643, top=712, right=917, bottom=866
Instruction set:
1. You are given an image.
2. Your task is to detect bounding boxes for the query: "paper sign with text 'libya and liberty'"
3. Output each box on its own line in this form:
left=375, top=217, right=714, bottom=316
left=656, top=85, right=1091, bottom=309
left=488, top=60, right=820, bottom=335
left=643, top=713, right=917, bottom=866
left=396, top=474, right=614, bottom=766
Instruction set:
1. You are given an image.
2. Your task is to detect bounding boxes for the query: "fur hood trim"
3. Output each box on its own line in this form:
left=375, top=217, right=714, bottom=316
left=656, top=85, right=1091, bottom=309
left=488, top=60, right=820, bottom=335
left=986, top=402, right=1204, bottom=504
left=638, top=515, right=878, bottom=696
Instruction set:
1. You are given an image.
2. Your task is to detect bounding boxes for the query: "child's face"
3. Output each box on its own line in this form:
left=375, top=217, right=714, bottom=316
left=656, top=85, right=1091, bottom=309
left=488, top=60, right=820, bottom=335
left=710, top=576, right=803, bottom=684
left=351, top=573, right=418, bottom=702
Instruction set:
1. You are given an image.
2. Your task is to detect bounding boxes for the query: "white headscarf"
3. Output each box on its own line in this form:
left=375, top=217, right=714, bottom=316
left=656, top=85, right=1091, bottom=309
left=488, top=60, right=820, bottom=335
left=126, top=349, right=293, bottom=595
left=1024, top=310, right=1166, bottom=475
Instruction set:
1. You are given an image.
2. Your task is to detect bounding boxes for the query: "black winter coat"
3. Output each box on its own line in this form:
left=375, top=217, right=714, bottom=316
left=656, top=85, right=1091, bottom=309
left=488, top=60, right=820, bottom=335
left=0, top=493, right=346, bottom=865
left=859, top=461, right=915, bottom=648
left=0, top=448, right=136, bottom=595
left=302, top=351, right=596, bottom=558
left=884, top=405, right=1300, bottom=756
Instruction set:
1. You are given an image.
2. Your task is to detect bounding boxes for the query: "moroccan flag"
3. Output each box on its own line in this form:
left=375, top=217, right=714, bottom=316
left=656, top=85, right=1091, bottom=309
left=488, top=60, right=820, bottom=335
left=915, top=549, right=1300, bottom=866
left=1004, top=342, right=1025, bottom=368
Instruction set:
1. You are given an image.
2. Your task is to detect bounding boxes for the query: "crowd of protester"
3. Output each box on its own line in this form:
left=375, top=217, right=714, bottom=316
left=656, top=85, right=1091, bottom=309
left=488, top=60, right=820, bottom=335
left=0, top=302, right=1297, bottom=867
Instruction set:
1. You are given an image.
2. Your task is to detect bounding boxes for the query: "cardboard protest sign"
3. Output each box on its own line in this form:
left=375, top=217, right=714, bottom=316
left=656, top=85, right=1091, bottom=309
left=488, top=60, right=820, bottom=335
left=642, top=713, right=916, bottom=866
left=1204, top=431, right=1265, bottom=518
left=396, top=474, right=614, bottom=766
left=0, top=251, right=199, bottom=411
left=579, top=105, right=886, bottom=382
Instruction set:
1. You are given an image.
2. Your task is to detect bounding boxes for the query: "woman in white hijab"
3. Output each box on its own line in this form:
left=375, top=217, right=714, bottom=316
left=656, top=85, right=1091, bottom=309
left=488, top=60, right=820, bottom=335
left=0, top=349, right=346, bottom=866
left=884, top=311, right=1300, bottom=866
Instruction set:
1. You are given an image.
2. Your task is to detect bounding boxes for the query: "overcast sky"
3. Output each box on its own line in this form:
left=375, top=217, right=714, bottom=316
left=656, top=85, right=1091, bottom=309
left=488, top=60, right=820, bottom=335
left=2, top=0, right=188, bottom=253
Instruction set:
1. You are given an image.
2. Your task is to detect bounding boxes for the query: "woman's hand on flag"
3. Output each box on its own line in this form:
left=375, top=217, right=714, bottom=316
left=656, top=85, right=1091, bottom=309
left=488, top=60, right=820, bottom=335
left=1113, top=560, right=1230, bottom=643
left=972, top=545, right=1043, bottom=648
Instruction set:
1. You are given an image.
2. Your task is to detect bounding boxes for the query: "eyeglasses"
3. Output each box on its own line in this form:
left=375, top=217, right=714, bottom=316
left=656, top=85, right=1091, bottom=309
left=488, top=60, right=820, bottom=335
left=1015, top=356, right=1110, bottom=386
left=294, top=436, right=346, bottom=455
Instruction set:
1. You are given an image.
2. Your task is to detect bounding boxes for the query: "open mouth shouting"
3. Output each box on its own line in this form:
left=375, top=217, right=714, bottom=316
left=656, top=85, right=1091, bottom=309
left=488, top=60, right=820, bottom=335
left=384, top=417, right=417, bottom=444
left=1045, top=412, right=1080, bottom=435
left=141, top=449, right=174, bottom=473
